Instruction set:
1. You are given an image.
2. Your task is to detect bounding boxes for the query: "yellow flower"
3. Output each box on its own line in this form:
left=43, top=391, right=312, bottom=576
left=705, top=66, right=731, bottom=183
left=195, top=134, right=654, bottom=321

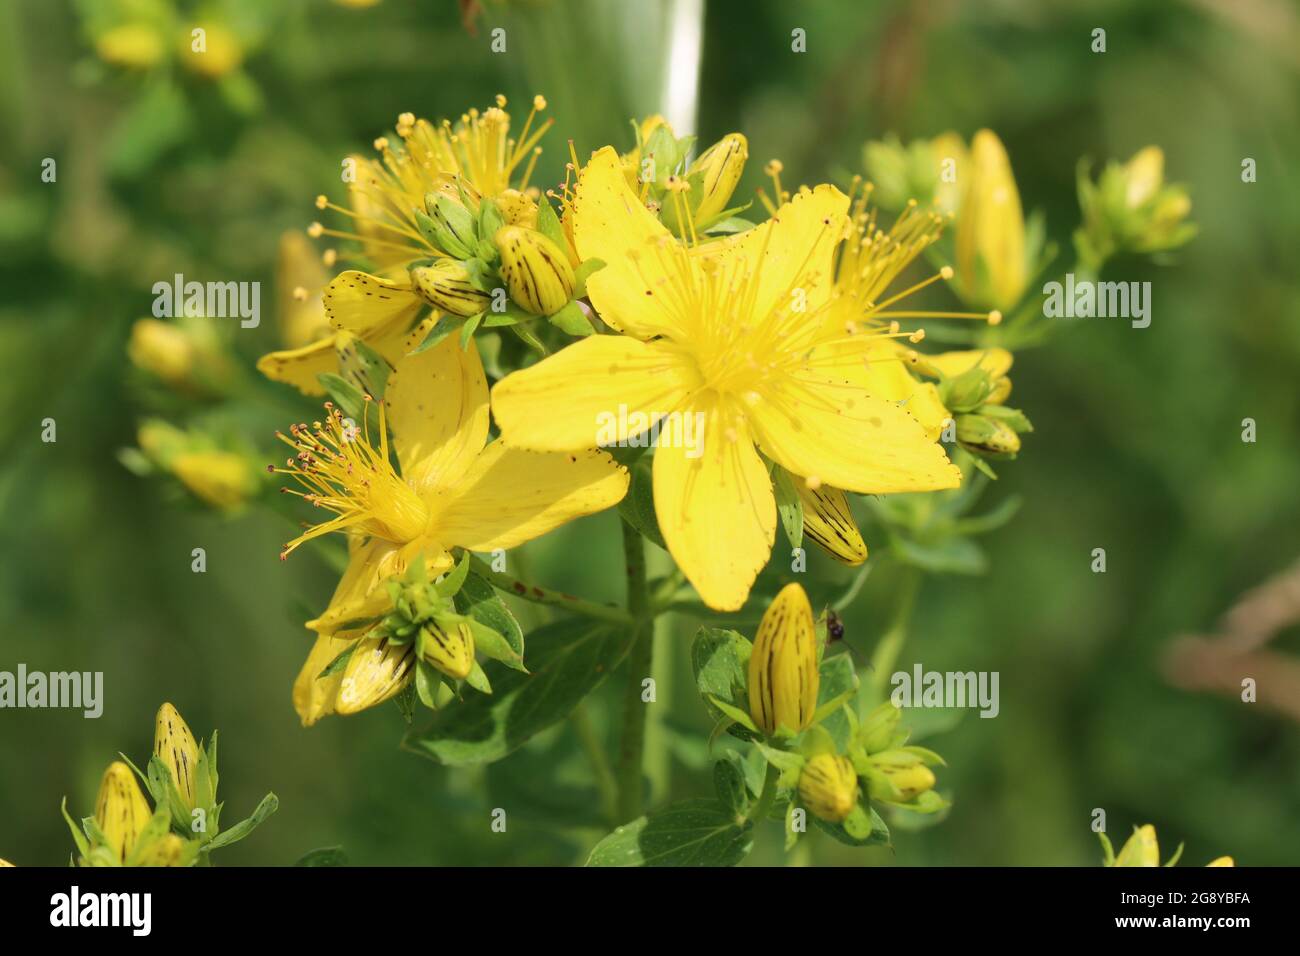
left=747, top=583, right=819, bottom=735
left=491, top=148, right=959, bottom=609
left=154, top=703, right=201, bottom=810
left=313, top=98, right=551, bottom=274
left=276, top=333, right=629, bottom=724
left=954, top=130, right=1028, bottom=312
left=799, top=753, right=860, bottom=823
left=0, top=858, right=14, bottom=867
left=94, top=762, right=153, bottom=864
left=179, top=24, right=243, bottom=79
left=1206, top=856, right=1235, bottom=867
left=128, top=319, right=194, bottom=386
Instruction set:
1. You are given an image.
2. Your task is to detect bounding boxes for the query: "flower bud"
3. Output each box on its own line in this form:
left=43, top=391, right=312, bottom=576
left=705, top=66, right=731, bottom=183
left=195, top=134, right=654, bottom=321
left=955, top=413, right=1021, bottom=457
left=1206, top=856, right=1235, bottom=868
left=134, top=833, right=190, bottom=867
left=179, top=23, right=242, bottom=79
left=747, top=582, right=819, bottom=736
left=798, top=753, right=860, bottom=823
left=1112, top=825, right=1160, bottom=867
left=497, top=188, right=539, bottom=229
left=494, top=225, right=575, bottom=315
left=95, top=25, right=165, bottom=70
left=858, top=702, right=902, bottom=754
left=690, top=133, right=748, bottom=223
left=797, top=481, right=867, bottom=566
left=94, top=762, right=153, bottom=863
left=422, top=192, right=479, bottom=259
left=877, top=763, right=936, bottom=801
left=955, top=129, right=1027, bottom=312
left=938, top=365, right=995, bottom=413
left=171, top=450, right=260, bottom=511
left=0, top=858, right=13, bottom=867
left=154, top=702, right=201, bottom=810
left=412, top=260, right=492, bottom=317
left=419, top=619, right=475, bottom=681
left=128, top=319, right=195, bottom=386
left=1122, top=146, right=1165, bottom=209
left=336, top=636, right=416, bottom=715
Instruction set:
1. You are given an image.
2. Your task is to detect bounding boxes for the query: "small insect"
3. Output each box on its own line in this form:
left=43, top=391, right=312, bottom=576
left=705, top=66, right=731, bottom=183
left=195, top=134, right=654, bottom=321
left=826, top=609, right=845, bottom=643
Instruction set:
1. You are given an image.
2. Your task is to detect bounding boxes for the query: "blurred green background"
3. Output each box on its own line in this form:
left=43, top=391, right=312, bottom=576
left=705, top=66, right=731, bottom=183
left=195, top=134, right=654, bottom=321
left=2, top=0, right=1297, bottom=866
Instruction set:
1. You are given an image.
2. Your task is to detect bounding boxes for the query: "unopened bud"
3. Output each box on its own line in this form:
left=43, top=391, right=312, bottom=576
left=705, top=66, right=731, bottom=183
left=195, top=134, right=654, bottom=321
left=412, top=260, right=492, bottom=317
left=419, top=619, right=475, bottom=681
left=154, top=702, right=201, bottom=810
left=799, top=754, right=860, bottom=823
left=955, top=413, right=1021, bottom=456
left=748, top=582, right=819, bottom=736
left=495, top=225, right=576, bottom=315
left=94, top=762, right=153, bottom=863
left=690, top=133, right=748, bottom=222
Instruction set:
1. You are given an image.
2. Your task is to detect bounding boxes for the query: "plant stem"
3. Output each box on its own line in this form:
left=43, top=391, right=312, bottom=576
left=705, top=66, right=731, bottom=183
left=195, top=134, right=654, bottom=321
left=869, top=565, right=921, bottom=698
left=570, top=702, right=618, bottom=825
left=467, top=555, right=631, bottom=625
left=614, top=520, right=653, bottom=822
left=745, top=761, right=780, bottom=825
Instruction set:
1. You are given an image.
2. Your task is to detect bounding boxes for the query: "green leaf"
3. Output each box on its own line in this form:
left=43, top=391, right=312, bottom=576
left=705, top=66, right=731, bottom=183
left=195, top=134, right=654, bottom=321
left=294, top=846, right=349, bottom=867
left=813, top=802, right=891, bottom=848
left=691, top=627, right=757, bottom=740
left=338, top=336, right=392, bottom=402
left=411, top=315, right=459, bottom=354
left=206, top=792, right=279, bottom=851
left=535, top=199, right=567, bottom=249
left=548, top=300, right=595, bottom=335
left=573, top=258, right=606, bottom=298
left=465, top=617, right=526, bottom=672
left=586, top=799, right=753, bottom=867
left=415, top=659, right=442, bottom=709
left=617, top=458, right=667, bottom=550
left=892, top=534, right=988, bottom=575
left=713, top=753, right=750, bottom=816
left=454, top=570, right=525, bottom=659
left=318, top=642, right=358, bottom=680
left=459, top=311, right=484, bottom=348
left=404, top=618, right=628, bottom=766
left=773, top=466, right=804, bottom=550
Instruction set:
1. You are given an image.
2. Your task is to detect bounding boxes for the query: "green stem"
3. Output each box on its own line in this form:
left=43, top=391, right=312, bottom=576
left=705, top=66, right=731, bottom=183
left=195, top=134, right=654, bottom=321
left=869, top=566, right=921, bottom=698
left=467, top=555, right=631, bottom=625
left=570, top=702, right=618, bottom=825
left=614, top=520, right=653, bottom=822
left=745, top=762, right=780, bottom=825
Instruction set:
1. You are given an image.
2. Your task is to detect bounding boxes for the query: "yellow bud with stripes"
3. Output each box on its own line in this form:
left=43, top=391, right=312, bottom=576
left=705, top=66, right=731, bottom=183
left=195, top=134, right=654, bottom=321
left=154, top=702, right=201, bottom=810
left=419, top=620, right=475, bottom=681
left=797, top=481, right=867, bottom=566
left=494, top=225, right=575, bottom=316
left=799, top=754, right=860, bottom=823
left=748, top=582, right=819, bottom=736
left=337, top=636, right=416, bottom=715
left=1112, top=824, right=1161, bottom=867
left=412, top=261, right=492, bottom=317
left=690, top=133, right=748, bottom=222
left=879, top=763, right=936, bottom=802
left=94, top=761, right=154, bottom=863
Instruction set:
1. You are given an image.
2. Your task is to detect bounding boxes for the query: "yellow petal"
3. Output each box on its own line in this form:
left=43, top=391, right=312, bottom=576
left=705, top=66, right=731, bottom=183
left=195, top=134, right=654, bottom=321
left=434, top=441, right=629, bottom=551
left=572, top=146, right=684, bottom=338
left=294, top=631, right=353, bottom=727
left=749, top=372, right=961, bottom=494
left=94, top=761, right=153, bottom=863
left=491, top=335, right=695, bottom=451
left=322, top=270, right=423, bottom=335
left=748, top=582, right=819, bottom=734
left=653, top=397, right=775, bottom=611
left=694, top=183, right=850, bottom=324
left=386, top=335, right=489, bottom=492
left=256, top=335, right=337, bottom=396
